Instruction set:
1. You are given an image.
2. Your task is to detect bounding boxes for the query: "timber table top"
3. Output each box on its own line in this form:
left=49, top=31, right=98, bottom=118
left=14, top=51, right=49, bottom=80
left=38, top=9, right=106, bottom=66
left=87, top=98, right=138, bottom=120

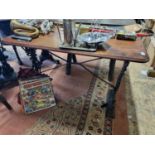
left=76, top=19, right=135, bottom=26
left=1, top=28, right=149, bottom=63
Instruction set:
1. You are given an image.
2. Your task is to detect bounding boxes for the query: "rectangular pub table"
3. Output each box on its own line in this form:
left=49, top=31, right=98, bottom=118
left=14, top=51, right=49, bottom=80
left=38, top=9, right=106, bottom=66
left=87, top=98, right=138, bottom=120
left=1, top=28, right=149, bottom=118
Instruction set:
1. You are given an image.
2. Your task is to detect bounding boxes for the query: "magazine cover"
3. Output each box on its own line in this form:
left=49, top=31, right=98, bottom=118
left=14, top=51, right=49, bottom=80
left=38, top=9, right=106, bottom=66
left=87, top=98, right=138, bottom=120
left=19, top=76, right=56, bottom=114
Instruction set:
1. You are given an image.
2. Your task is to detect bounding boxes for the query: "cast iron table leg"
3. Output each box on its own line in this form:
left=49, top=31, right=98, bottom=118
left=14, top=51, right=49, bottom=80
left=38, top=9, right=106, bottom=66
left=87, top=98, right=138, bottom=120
left=108, top=59, right=116, bottom=81
left=66, top=53, right=72, bottom=75
left=40, top=49, right=60, bottom=64
left=66, top=54, right=77, bottom=75
left=12, top=45, right=24, bottom=65
left=0, top=48, right=15, bottom=110
left=114, top=61, right=130, bottom=92
left=105, top=61, right=130, bottom=118
left=25, top=48, right=41, bottom=72
left=0, top=94, right=12, bottom=110
left=72, top=54, right=77, bottom=63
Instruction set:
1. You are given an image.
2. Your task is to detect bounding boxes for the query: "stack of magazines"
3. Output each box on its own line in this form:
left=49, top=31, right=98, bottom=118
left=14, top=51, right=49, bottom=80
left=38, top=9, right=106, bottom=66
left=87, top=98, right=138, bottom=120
left=19, top=76, right=56, bottom=114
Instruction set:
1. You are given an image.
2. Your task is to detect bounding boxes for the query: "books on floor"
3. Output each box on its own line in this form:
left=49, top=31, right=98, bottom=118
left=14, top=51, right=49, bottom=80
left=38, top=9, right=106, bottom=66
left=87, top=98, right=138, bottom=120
left=19, top=76, right=56, bottom=114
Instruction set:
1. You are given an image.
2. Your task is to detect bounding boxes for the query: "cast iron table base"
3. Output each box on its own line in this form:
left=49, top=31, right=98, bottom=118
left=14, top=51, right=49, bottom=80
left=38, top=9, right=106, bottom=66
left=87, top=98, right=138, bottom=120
left=44, top=51, right=130, bottom=118
left=19, top=47, right=60, bottom=72
left=0, top=45, right=60, bottom=110
left=0, top=94, right=12, bottom=110
left=0, top=44, right=130, bottom=118
left=0, top=47, right=16, bottom=110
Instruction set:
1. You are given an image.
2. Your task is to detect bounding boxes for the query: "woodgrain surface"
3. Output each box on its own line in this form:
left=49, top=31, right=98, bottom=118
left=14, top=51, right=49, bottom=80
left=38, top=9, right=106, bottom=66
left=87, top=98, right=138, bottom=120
left=2, top=28, right=149, bottom=63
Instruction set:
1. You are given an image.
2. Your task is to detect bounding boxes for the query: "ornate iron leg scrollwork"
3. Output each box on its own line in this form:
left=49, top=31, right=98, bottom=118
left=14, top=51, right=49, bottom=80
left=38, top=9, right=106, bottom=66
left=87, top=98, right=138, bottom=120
left=40, top=49, right=60, bottom=64
left=25, top=48, right=41, bottom=72
left=12, top=45, right=24, bottom=65
left=0, top=47, right=16, bottom=82
left=0, top=48, right=14, bottom=110
left=103, top=61, right=130, bottom=118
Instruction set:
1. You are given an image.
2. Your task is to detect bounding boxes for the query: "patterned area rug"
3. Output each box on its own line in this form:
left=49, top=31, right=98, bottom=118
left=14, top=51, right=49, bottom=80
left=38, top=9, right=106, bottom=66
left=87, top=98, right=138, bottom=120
left=127, top=63, right=155, bottom=134
left=125, top=74, right=139, bottom=134
left=25, top=60, right=113, bottom=135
